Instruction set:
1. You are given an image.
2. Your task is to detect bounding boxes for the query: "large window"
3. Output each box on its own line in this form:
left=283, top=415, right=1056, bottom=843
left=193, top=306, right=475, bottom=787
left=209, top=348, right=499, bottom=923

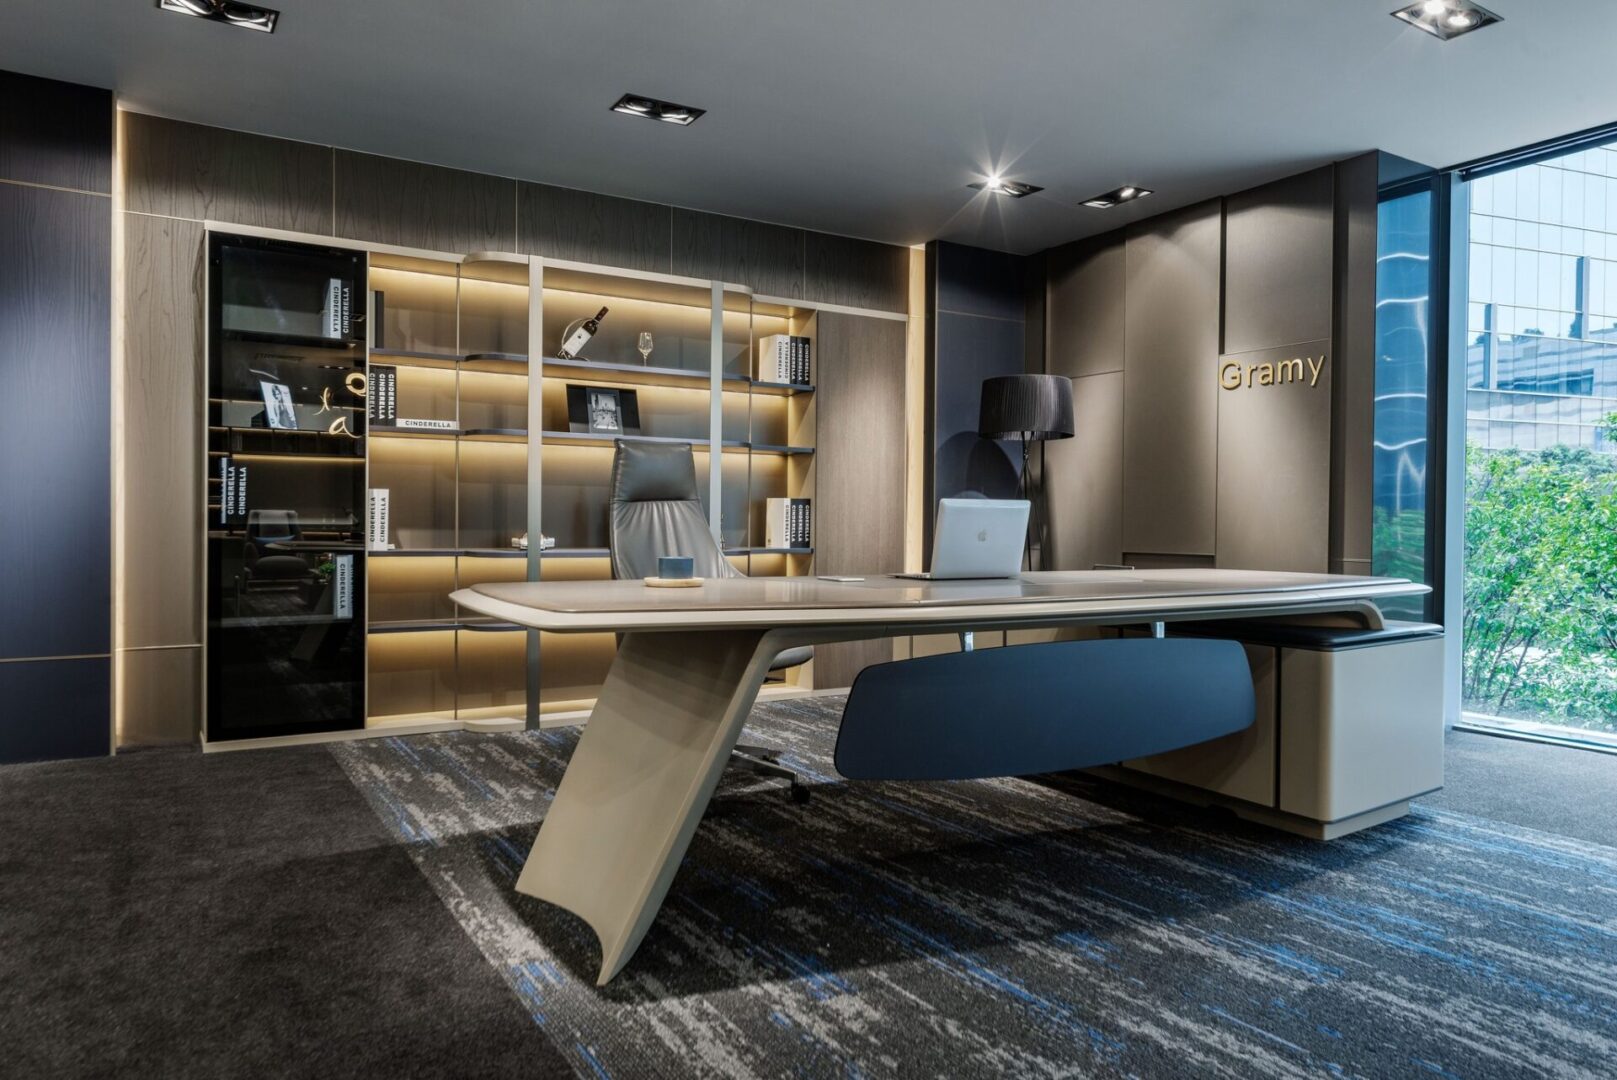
left=1461, top=139, right=1617, bottom=737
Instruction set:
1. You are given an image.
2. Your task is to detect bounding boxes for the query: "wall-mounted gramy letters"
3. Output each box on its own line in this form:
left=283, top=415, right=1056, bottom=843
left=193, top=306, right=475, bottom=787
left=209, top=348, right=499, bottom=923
left=1219, top=354, right=1328, bottom=391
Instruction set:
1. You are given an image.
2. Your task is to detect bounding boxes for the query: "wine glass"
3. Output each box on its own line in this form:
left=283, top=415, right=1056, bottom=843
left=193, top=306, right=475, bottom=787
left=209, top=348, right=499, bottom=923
left=637, top=331, right=654, bottom=366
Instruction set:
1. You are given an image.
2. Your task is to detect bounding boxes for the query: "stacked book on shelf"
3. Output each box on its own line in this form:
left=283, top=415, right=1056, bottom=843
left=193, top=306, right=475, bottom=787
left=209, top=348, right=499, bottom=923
left=764, top=497, right=812, bottom=549
left=757, top=334, right=812, bottom=385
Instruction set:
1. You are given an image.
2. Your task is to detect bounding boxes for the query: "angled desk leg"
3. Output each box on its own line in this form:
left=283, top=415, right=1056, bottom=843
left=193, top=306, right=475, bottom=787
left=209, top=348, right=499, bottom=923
left=515, top=628, right=782, bottom=985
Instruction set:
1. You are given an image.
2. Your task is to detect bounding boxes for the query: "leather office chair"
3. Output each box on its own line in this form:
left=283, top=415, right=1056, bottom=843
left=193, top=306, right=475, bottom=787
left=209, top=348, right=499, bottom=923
left=608, top=440, right=811, bottom=802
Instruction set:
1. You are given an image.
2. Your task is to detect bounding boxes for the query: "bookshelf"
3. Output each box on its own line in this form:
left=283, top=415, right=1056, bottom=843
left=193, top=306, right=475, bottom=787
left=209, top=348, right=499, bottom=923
left=205, top=227, right=850, bottom=742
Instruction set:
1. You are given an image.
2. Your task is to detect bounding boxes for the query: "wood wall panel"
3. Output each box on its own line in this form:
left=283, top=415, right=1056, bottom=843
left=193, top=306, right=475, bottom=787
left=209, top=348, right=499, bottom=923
left=1121, top=201, right=1222, bottom=558
left=0, top=184, right=110, bottom=660
left=1223, top=166, right=1334, bottom=355
left=123, top=113, right=331, bottom=232
left=1046, top=233, right=1125, bottom=378
left=121, top=213, right=205, bottom=649
left=335, top=150, right=513, bottom=252
left=803, top=232, right=908, bottom=313
left=0, top=657, right=110, bottom=762
left=0, top=70, right=111, bottom=193
left=517, top=182, right=670, bottom=273
left=672, top=209, right=804, bottom=298
left=119, top=646, right=201, bottom=747
left=815, top=312, right=906, bottom=688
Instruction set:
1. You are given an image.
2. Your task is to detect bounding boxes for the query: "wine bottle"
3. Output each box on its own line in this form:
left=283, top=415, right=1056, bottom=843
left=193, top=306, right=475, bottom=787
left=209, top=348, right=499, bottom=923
left=558, top=307, right=609, bottom=359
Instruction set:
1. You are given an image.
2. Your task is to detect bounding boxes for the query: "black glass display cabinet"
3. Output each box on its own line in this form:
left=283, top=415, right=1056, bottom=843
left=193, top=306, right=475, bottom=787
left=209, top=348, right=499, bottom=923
left=206, top=234, right=368, bottom=741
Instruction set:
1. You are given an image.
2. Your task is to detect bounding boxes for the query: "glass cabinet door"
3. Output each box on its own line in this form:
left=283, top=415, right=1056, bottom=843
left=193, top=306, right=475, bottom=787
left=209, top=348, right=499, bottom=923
left=206, top=234, right=367, bottom=740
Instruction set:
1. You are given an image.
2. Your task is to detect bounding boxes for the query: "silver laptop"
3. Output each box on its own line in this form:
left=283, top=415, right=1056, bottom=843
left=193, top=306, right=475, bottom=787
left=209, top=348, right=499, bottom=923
left=895, top=498, right=1030, bottom=581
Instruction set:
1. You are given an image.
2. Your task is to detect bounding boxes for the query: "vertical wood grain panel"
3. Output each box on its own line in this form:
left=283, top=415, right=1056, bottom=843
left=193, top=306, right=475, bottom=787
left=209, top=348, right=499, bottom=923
left=803, top=232, right=908, bottom=313
left=517, top=182, right=670, bottom=272
left=335, top=150, right=514, bottom=252
left=119, top=646, right=201, bottom=747
left=672, top=209, right=803, bottom=298
left=121, top=213, right=205, bottom=648
left=815, top=312, right=906, bottom=687
left=122, top=113, right=331, bottom=232
left=1223, top=166, right=1334, bottom=355
left=0, top=183, right=110, bottom=660
left=1046, top=232, right=1125, bottom=378
left=0, top=71, right=111, bottom=193
left=1121, top=200, right=1221, bottom=557
left=0, top=657, right=110, bottom=762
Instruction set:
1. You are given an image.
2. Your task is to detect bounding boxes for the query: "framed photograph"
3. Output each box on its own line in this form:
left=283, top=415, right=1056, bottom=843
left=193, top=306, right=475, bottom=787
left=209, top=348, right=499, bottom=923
left=259, top=380, right=298, bottom=431
left=566, top=384, right=641, bottom=436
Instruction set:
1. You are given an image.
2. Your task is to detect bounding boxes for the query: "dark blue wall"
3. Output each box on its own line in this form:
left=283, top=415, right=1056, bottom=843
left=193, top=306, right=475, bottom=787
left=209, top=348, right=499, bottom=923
left=0, top=71, right=112, bottom=763
left=924, top=241, right=1031, bottom=558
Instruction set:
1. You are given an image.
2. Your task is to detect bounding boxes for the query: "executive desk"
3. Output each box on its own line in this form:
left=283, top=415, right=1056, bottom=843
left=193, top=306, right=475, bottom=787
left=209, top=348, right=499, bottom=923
left=453, top=569, right=1431, bottom=984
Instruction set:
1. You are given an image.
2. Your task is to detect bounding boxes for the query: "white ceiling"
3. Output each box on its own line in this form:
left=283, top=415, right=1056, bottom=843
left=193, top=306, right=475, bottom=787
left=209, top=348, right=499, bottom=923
left=5, top=0, right=1615, bottom=254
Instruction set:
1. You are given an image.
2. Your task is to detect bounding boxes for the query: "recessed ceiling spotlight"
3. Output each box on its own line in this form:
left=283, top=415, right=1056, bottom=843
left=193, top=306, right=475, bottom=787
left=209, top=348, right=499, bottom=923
left=157, top=0, right=279, bottom=33
left=611, top=93, right=705, bottom=126
left=969, top=176, right=1043, bottom=198
left=1081, top=184, right=1154, bottom=209
left=1391, top=0, right=1500, bottom=40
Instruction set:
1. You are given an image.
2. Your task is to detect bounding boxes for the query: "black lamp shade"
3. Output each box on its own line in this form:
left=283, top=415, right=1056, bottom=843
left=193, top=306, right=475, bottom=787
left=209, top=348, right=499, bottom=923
left=978, top=374, right=1075, bottom=440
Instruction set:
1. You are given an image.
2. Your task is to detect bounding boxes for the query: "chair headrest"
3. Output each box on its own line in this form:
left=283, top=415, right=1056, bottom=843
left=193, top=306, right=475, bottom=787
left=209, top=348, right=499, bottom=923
left=610, top=440, right=699, bottom=503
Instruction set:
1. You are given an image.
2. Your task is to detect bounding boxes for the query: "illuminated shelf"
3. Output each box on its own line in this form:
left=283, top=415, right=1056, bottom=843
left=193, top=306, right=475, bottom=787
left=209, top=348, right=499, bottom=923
left=369, top=618, right=524, bottom=635
left=540, top=430, right=747, bottom=452
left=750, top=443, right=814, bottom=456
left=727, top=547, right=814, bottom=556
left=369, top=347, right=462, bottom=369
left=542, top=356, right=748, bottom=392
left=750, top=380, right=814, bottom=396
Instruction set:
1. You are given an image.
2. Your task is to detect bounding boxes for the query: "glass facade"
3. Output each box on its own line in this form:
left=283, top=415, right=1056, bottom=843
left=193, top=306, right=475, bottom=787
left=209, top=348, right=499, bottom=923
left=1467, top=143, right=1617, bottom=452
left=1371, top=186, right=1434, bottom=621
left=1461, top=139, right=1617, bottom=736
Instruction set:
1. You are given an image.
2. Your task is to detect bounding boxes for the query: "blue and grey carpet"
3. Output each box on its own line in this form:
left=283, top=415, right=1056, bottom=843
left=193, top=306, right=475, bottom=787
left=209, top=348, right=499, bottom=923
left=330, top=696, right=1617, bottom=1079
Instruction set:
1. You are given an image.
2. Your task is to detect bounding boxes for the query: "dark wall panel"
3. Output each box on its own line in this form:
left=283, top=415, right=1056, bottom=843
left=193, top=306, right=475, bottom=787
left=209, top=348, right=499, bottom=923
left=672, top=210, right=803, bottom=298
left=935, top=243, right=1026, bottom=322
left=803, top=232, right=908, bottom=313
left=816, top=312, right=907, bottom=687
left=0, top=70, right=111, bottom=194
left=518, top=183, right=671, bottom=273
left=0, top=183, right=110, bottom=659
left=1223, top=166, right=1334, bottom=355
left=1121, top=201, right=1222, bottom=557
left=335, top=151, right=514, bottom=252
left=123, top=114, right=331, bottom=233
left=932, top=311, right=1023, bottom=501
left=0, top=658, right=110, bottom=763
left=1047, top=233, right=1125, bottom=378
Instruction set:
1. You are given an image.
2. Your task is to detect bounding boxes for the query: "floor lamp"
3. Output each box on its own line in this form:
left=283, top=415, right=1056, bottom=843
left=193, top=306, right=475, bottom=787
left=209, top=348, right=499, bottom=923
left=978, top=374, right=1075, bottom=570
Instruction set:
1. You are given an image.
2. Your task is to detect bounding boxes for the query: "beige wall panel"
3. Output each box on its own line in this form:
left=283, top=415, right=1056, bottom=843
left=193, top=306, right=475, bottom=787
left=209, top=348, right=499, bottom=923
left=1215, top=341, right=1333, bottom=572
left=1121, top=201, right=1222, bottom=557
left=1045, top=371, right=1123, bottom=571
left=119, top=646, right=201, bottom=747
left=1331, top=154, right=1380, bottom=573
left=121, top=212, right=205, bottom=649
left=335, top=151, right=515, bottom=253
left=123, top=113, right=331, bottom=232
left=1223, top=166, right=1335, bottom=355
left=1046, top=233, right=1125, bottom=379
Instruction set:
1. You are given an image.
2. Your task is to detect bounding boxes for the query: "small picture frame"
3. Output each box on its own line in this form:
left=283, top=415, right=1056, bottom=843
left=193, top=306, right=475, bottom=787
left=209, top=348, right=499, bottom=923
left=259, top=380, right=298, bottom=430
left=566, top=384, right=641, bottom=436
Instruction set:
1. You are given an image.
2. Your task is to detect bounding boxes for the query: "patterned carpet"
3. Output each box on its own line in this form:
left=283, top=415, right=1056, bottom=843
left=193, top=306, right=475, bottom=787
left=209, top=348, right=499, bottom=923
left=330, top=696, right=1617, bottom=1079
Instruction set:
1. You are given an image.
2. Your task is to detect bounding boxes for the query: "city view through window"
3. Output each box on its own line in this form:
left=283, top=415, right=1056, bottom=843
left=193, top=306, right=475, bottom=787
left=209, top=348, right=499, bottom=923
left=1462, top=139, right=1617, bottom=736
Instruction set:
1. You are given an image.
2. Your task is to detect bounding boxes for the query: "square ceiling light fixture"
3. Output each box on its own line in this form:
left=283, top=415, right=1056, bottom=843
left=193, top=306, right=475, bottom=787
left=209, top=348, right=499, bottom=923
left=970, top=177, right=1044, bottom=198
left=158, top=0, right=279, bottom=32
left=1391, top=0, right=1501, bottom=40
left=611, top=94, right=705, bottom=126
left=1081, top=185, right=1153, bottom=209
